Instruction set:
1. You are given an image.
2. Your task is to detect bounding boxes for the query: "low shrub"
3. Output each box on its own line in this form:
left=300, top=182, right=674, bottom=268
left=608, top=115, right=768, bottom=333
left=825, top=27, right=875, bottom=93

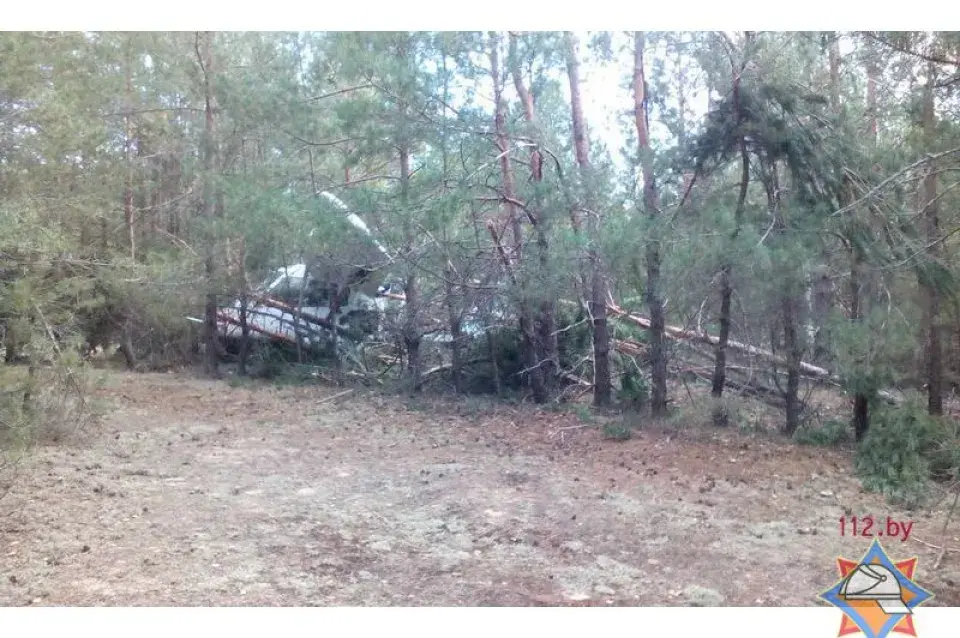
left=855, top=393, right=960, bottom=508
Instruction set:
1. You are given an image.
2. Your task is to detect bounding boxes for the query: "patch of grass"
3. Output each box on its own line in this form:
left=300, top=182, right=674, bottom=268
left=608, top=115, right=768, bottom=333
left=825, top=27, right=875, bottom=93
left=664, top=398, right=733, bottom=432
left=793, top=419, right=851, bottom=447
left=620, top=409, right=645, bottom=431
left=574, top=404, right=594, bottom=424
left=226, top=376, right=248, bottom=389
left=90, top=372, right=111, bottom=390
left=402, top=394, right=435, bottom=414
left=602, top=421, right=633, bottom=441
left=2, top=359, right=97, bottom=493
left=86, top=396, right=111, bottom=417
left=658, top=392, right=779, bottom=440
left=265, top=363, right=338, bottom=387
left=736, top=416, right=766, bottom=435
left=663, top=404, right=699, bottom=431
left=457, top=396, right=494, bottom=419
left=708, top=395, right=745, bottom=428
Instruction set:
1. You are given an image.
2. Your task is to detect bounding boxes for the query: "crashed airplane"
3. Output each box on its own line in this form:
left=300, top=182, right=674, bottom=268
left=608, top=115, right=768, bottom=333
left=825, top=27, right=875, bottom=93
left=191, top=192, right=398, bottom=354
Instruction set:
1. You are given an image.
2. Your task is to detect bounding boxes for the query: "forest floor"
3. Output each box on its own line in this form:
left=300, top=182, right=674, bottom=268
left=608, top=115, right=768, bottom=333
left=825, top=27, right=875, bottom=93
left=2, top=370, right=960, bottom=607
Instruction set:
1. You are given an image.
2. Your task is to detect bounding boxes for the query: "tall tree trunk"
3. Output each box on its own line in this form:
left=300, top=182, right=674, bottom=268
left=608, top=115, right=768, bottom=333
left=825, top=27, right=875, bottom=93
left=781, top=293, right=803, bottom=435
left=438, top=47, right=463, bottom=395
left=921, top=58, right=944, bottom=416
left=148, top=145, right=160, bottom=248
left=399, top=147, right=421, bottom=392
left=710, top=35, right=751, bottom=424
left=444, top=267, right=464, bottom=394
left=713, top=265, right=733, bottom=400
left=509, top=32, right=558, bottom=395
left=828, top=33, right=841, bottom=112
left=564, top=32, right=611, bottom=407
left=850, top=252, right=869, bottom=440
left=866, top=38, right=879, bottom=141
left=123, top=37, right=136, bottom=261
left=839, top=38, right=871, bottom=440
left=805, top=35, right=842, bottom=360
left=198, top=31, right=221, bottom=378
left=632, top=32, right=667, bottom=417
left=237, top=195, right=250, bottom=376
left=134, top=125, right=149, bottom=261
left=852, top=45, right=889, bottom=412
left=236, top=141, right=251, bottom=375
left=765, top=161, right=804, bottom=435
left=490, top=32, right=545, bottom=403
left=165, top=155, right=182, bottom=239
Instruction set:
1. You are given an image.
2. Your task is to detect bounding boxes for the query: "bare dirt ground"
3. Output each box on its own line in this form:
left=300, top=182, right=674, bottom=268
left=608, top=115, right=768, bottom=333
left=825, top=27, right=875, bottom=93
left=2, top=370, right=960, bottom=607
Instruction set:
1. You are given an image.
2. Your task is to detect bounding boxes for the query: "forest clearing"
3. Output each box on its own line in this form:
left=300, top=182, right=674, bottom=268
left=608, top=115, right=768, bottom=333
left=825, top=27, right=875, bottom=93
left=4, top=30, right=960, bottom=608
left=1, top=370, right=959, bottom=607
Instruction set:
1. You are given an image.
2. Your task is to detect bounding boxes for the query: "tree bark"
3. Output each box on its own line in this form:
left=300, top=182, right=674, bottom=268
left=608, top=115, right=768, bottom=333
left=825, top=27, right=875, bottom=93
left=509, top=32, right=558, bottom=395
left=399, top=146, right=421, bottom=392
left=490, top=32, right=545, bottom=403
left=123, top=37, right=136, bottom=261
left=564, top=32, right=611, bottom=407
left=437, top=46, right=463, bottom=395
left=487, top=330, right=502, bottom=397
left=866, top=38, right=879, bottom=140
left=850, top=254, right=869, bottom=440
left=197, top=31, right=221, bottom=378
left=765, top=159, right=805, bottom=435
left=710, top=34, right=751, bottom=424
left=713, top=265, right=733, bottom=399
left=781, top=293, right=804, bottom=435
left=844, top=41, right=872, bottom=440
left=632, top=32, right=668, bottom=417
left=237, top=235, right=251, bottom=376
left=444, top=266, right=464, bottom=393
left=921, top=58, right=944, bottom=416
left=828, top=34, right=841, bottom=112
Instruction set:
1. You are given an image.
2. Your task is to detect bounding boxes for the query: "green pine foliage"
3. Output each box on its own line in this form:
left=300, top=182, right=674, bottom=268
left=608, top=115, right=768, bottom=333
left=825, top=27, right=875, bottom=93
left=855, top=394, right=959, bottom=508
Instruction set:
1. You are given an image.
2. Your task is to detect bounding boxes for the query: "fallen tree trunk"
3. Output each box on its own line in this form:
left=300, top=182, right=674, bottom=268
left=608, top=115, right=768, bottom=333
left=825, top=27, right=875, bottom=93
left=675, top=364, right=788, bottom=410
left=605, top=301, right=902, bottom=405
left=612, top=338, right=646, bottom=358
left=372, top=292, right=903, bottom=406
left=606, top=301, right=833, bottom=378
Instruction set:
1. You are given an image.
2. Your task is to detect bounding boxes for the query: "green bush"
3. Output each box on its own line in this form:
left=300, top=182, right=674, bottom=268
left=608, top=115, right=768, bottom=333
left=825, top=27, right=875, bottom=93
left=794, top=419, right=852, bottom=447
left=618, top=367, right=649, bottom=409
left=924, top=415, right=960, bottom=482
left=854, top=394, right=959, bottom=508
left=556, top=307, right=592, bottom=371
left=456, top=310, right=596, bottom=396
left=602, top=421, right=633, bottom=441
left=709, top=395, right=743, bottom=428
left=575, top=404, right=595, bottom=424
left=459, top=326, right=525, bottom=395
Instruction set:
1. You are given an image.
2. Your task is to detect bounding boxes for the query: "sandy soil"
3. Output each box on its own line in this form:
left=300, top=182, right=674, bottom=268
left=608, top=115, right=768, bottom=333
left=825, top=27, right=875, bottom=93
left=2, top=371, right=959, bottom=607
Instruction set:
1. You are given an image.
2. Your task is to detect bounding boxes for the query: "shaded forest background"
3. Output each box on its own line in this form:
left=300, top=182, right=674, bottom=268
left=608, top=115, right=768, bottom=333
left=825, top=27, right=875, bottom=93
left=4, top=31, right=960, bottom=506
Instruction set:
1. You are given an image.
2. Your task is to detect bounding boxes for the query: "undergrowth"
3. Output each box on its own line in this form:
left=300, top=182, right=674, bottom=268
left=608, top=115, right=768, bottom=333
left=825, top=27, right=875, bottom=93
left=855, top=393, right=960, bottom=508
left=1, top=360, right=96, bottom=502
left=793, top=418, right=852, bottom=447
